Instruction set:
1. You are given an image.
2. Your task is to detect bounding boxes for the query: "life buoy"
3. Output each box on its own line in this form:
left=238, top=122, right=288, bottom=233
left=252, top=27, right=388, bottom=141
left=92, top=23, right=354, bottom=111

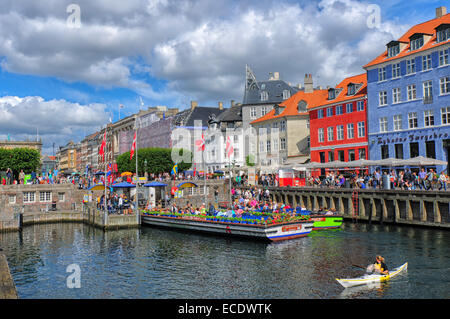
left=171, top=186, right=178, bottom=195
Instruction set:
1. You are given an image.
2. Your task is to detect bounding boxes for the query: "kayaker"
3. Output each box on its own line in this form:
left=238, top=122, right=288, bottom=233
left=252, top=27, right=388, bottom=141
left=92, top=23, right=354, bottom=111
left=374, top=256, right=389, bottom=275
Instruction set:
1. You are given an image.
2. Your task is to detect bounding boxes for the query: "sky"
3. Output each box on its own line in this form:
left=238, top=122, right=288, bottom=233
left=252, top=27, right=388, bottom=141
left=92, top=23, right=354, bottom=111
left=0, top=0, right=445, bottom=155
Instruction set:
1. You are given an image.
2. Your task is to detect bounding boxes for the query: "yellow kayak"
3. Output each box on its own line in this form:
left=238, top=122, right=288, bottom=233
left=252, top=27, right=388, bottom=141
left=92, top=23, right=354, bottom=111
left=336, top=262, right=408, bottom=288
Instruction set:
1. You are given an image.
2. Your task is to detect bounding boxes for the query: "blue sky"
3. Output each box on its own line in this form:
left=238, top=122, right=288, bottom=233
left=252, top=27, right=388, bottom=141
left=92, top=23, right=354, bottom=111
left=0, top=0, right=446, bottom=154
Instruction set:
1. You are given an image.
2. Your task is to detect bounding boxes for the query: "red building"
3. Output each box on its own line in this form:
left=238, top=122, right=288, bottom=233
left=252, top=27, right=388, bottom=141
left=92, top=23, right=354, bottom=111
left=308, top=73, right=368, bottom=176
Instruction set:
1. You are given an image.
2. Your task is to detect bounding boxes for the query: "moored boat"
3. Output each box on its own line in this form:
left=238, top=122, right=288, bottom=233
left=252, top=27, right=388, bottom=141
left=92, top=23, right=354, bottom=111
left=141, top=213, right=314, bottom=242
left=336, top=262, right=408, bottom=288
left=308, top=214, right=343, bottom=230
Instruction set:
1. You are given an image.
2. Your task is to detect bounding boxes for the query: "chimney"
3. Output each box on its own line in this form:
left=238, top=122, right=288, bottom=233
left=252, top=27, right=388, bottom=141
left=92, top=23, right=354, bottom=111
left=218, top=101, right=223, bottom=110
left=231, top=100, right=235, bottom=107
left=436, top=6, right=447, bottom=18
left=190, top=100, right=198, bottom=110
left=304, top=74, right=313, bottom=93
left=297, top=83, right=302, bottom=89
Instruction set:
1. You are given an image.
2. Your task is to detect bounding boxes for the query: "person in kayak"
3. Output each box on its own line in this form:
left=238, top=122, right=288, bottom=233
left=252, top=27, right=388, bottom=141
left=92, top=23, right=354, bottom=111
left=374, top=256, right=389, bottom=275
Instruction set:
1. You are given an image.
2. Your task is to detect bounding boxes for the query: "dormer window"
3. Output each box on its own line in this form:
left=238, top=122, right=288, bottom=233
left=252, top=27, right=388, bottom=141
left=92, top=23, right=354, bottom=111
left=410, top=36, right=424, bottom=51
left=297, top=100, right=307, bottom=113
left=387, top=43, right=400, bottom=57
left=282, top=89, right=291, bottom=100
left=328, top=88, right=336, bottom=100
left=348, top=84, right=356, bottom=95
left=260, top=91, right=268, bottom=101
left=436, top=24, right=450, bottom=43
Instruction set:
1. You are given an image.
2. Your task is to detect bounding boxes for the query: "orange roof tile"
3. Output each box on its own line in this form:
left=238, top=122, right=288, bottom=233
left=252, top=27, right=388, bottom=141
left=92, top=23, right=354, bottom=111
left=250, top=88, right=328, bottom=124
left=364, top=13, right=450, bottom=68
left=308, top=73, right=367, bottom=110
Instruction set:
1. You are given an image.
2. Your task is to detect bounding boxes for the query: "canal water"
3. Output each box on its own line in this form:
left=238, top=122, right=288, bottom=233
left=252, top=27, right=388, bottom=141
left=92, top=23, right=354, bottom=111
left=0, top=222, right=449, bottom=299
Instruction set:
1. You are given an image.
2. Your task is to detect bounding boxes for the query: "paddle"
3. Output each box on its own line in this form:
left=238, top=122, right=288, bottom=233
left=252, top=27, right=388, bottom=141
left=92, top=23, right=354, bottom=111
left=352, top=264, right=367, bottom=270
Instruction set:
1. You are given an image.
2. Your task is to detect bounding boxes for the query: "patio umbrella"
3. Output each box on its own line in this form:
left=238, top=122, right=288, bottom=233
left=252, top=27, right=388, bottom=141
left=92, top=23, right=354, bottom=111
left=177, top=181, right=198, bottom=188
left=88, top=184, right=112, bottom=191
left=111, top=181, right=136, bottom=188
left=402, top=156, right=447, bottom=167
left=143, top=181, right=167, bottom=187
left=121, top=172, right=133, bottom=177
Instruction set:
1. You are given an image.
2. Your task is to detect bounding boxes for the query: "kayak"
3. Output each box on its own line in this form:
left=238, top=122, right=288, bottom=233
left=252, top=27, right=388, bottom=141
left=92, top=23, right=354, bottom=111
left=336, top=262, right=408, bottom=288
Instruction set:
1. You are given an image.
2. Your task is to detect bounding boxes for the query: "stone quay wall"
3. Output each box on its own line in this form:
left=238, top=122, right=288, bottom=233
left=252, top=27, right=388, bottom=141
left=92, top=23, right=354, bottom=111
left=250, top=186, right=450, bottom=229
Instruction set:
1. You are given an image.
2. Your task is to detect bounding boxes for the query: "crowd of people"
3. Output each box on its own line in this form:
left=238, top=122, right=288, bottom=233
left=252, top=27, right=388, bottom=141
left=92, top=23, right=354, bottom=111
left=308, top=168, right=448, bottom=191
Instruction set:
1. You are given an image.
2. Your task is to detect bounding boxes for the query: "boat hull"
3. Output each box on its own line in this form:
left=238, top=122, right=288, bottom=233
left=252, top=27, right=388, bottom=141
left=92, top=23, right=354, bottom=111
left=309, top=215, right=343, bottom=230
left=141, top=215, right=313, bottom=242
left=336, top=262, right=408, bottom=288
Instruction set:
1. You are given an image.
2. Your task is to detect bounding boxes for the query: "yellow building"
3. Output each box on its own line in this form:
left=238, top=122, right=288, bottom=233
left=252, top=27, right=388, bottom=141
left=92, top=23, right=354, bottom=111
left=57, top=141, right=79, bottom=174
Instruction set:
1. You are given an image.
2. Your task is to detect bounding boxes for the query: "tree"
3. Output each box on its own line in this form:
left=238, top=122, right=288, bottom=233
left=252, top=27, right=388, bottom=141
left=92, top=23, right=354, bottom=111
left=116, top=147, right=192, bottom=176
left=0, top=148, right=41, bottom=179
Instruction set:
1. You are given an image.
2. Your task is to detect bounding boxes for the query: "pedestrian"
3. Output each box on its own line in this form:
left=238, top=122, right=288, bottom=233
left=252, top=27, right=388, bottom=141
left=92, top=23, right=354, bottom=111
left=19, top=170, right=25, bottom=185
left=439, top=171, right=447, bottom=191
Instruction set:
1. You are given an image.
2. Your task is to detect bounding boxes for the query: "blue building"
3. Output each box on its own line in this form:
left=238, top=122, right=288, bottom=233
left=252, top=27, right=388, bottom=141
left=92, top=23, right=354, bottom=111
left=364, top=6, right=450, bottom=173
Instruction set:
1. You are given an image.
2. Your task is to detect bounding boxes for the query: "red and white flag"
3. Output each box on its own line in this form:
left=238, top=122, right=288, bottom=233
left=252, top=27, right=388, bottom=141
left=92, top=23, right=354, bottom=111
left=195, top=133, right=205, bottom=152
left=225, top=136, right=234, bottom=158
left=99, top=130, right=106, bottom=161
left=130, top=131, right=137, bottom=160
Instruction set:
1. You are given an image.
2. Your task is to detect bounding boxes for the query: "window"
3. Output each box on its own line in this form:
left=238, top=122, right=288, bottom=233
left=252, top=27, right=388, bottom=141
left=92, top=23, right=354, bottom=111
left=280, top=120, right=286, bottom=132
left=348, top=149, right=356, bottom=161
left=358, top=148, right=366, bottom=160
left=357, top=100, right=364, bottom=111
left=424, top=110, right=434, bottom=127
left=23, top=192, right=35, bottom=203
left=410, top=142, right=419, bottom=158
left=395, top=144, right=404, bottom=159
left=348, top=84, right=356, bottom=95
left=423, top=80, right=433, bottom=99
left=272, top=138, right=278, bottom=151
left=250, top=107, right=257, bottom=119
left=379, top=91, right=387, bottom=106
left=336, top=125, right=344, bottom=140
left=439, top=50, right=449, bottom=67
left=441, top=107, right=450, bottom=125
left=379, top=117, right=388, bottom=133
left=327, top=127, right=334, bottom=141
left=410, top=36, right=424, bottom=51
left=317, top=109, right=324, bottom=119
left=392, top=88, right=401, bottom=104
left=378, top=67, right=386, bottom=81
left=280, top=137, right=286, bottom=150
left=338, top=150, right=345, bottom=161
left=357, top=121, right=365, bottom=137
left=440, top=76, right=450, bottom=95
left=406, top=59, right=415, bottom=74
left=260, top=91, right=268, bottom=101
left=347, top=123, right=354, bottom=139
left=326, top=107, right=333, bottom=117
left=328, top=151, right=334, bottom=162
left=381, top=145, right=389, bottom=159
left=40, top=191, right=52, bottom=202
left=336, top=105, right=343, bottom=115
left=426, top=141, right=436, bottom=159
left=282, top=90, right=291, bottom=100
left=266, top=140, right=271, bottom=153
left=422, top=54, right=432, bottom=71
left=318, top=128, right=324, bottom=143
left=408, top=112, right=418, bottom=128
left=346, top=103, right=353, bottom=113
left=328, top=89, right=336, bottom=100
left=261, top=106, right=267, bottom=116
left=388, top=44, right=400, bottom=57
left=259, top=140, right=265, bottom=153
left=393, top=115, right=402, bottom=131
left=9, top=195, right=16, bottom=204
left=319, top=152, right=326, bottom=163
left=407, top=84, right=416, bottom=101
left=437, top=27, right=450, bottom=43
left=391, top=63, right=400, bottom=79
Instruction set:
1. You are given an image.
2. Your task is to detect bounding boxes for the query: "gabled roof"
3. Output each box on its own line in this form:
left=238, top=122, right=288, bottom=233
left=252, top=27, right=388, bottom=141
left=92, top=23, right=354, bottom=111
left=243, top=79, right=300, bottom=105
left=172, top=106, right=225, bottom=127
left=364, top=13, right=450, bottom=68
left=309, top=73, right=367, bottom=109
left=250, top=88, right=327, bottom=125
left=216, top=104, right=242, bottom=123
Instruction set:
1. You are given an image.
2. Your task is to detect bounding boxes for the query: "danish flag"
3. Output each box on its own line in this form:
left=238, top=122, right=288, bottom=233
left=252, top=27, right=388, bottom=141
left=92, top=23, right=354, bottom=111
left=225, top=135, right=234, bottom=158
left=130, top=131, right=137, bottom=160
left=195, top=133, right=205, bottom=152
left=99, top=130, right=106, bottom=161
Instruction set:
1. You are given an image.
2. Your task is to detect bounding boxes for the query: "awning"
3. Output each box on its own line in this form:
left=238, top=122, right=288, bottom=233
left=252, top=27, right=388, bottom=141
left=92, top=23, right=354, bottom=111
left=143, top=181, right=167, bottom=187
left=177, top=182, right=198, bottom=188
left=111, top=182, right=136, bottom=188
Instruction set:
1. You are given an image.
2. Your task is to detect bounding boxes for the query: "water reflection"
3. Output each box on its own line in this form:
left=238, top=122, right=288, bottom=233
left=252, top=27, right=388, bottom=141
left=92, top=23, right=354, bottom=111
left=0, top=222, right=449, bottom=299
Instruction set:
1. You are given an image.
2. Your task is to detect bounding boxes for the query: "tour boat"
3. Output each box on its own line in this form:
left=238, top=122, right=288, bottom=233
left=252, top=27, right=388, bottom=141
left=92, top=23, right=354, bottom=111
left=141, top=214, right=314, bottom=242
left=308, top=214, right=344, bottom=230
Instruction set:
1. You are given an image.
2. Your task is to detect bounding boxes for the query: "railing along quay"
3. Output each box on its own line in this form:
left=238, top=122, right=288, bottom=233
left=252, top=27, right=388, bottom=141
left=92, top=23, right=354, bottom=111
left=242, top=186, right=450, bottom=229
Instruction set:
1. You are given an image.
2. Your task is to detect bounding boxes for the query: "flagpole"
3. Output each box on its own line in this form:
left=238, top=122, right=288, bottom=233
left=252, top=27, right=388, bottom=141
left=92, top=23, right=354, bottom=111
left=135, top=115, right=139, bottom=220
left=104, top=125, right=107, bottom=223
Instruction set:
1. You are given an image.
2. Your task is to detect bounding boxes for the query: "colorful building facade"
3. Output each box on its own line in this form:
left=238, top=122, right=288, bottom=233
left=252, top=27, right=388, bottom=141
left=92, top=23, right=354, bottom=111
left=364, top=8, right=450, bottom=172
left=309, top=73, right=368, bottom=175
